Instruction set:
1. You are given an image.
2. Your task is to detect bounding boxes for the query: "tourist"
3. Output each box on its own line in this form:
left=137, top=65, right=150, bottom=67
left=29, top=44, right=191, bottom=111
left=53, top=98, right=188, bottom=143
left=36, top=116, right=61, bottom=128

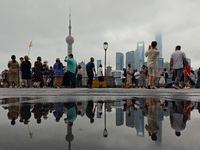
left=183, top=63, right=191, bottom=88
left=53, top=58, right=64, bottom=88
left=159, top=70, right=165, bottom=88
left=21, top=55, right=32, bottom=88
left=121, top=68, right=127, bottom=88
left=190, top=70, right=196, bottom=88
left=42, top=60, right=50, bottom=88
left=7, top=55, right=19, bottom=88
left=32, top=56, right=43, bottom=88
left=86, top=57, right=96, bottom=88
left=131, top=70, right=135, bottom=88
left=49, top=66, right=54, bottom=88
left=126, top=64, right=132, bottom=88
left=145, top=41, right=160, bottom=89
left=195, top=68, right=200, bottom=88
left=97, top=64, right=104, bottom=88
left=2, top=69, right=8, bottom=88
left=77, top=65, right=83, bottom=88
left=64, top=54, right=77, bottom=88
left=139, top=65, right=147, bottom=88
left=170, top=45, right=187, bottom=89
left=134, top=69, right=140, bottom=88
left=163, top=68, right=168, bottom=84
left=19, top=57, right=24, bottom=87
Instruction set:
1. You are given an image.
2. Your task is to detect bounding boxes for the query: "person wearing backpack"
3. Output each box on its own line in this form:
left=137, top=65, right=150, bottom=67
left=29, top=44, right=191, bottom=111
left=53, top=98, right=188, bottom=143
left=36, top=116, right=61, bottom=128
left=121, top=68, right=127, bottom=88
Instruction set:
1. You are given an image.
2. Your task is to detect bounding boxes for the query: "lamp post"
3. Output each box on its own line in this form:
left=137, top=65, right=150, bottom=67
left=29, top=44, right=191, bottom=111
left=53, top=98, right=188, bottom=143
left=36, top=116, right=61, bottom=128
left=103, top=42, right=108, bottom=76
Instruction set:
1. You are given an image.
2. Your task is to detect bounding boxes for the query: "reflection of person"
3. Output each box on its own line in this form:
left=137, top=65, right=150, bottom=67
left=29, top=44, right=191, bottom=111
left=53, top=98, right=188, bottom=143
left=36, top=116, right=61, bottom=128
left=32, top=103, right=43, bottom=124
left=64, top=102, right=77, bottom=126
left=86, top=101, right=96, bottom=123
left=53, top=103, right=64, bottom=122
left=20, top=103, right=31, bottom=125
left=170, top=101, right=189, bottom=136
left=145, top=98, right=159, bottom=141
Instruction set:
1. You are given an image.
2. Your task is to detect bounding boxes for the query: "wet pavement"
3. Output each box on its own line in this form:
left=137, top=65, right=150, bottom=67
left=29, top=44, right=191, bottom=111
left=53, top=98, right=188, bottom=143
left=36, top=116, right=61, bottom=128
left=0, top=95, right=200, bottom=150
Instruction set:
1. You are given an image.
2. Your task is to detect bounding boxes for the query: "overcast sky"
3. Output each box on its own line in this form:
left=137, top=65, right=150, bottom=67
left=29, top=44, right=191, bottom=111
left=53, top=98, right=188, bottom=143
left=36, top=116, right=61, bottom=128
left=1, top=0, right=200, bottom=72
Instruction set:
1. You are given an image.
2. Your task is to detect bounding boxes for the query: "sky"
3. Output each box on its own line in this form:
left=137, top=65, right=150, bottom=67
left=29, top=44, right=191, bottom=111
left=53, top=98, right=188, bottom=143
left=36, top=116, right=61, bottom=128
left=1, top=0, right=200, bottom=72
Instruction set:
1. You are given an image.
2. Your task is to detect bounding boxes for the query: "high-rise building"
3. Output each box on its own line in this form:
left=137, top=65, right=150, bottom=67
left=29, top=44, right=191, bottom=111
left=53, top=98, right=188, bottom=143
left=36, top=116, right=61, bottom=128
left=157, top=58, right=164, bottom=68
left=66, top=10, right=74, bottom=56
left=97, top=60, right=102, bottom=70
left=116, top=52, right=124, bottom=70
left=134, top=42, right=145, bottom=70
left=126, top=51, right=135, bottom=72
left=137, top=41, right=145, bottom=63
left=155, top=33, right=162, bottom=58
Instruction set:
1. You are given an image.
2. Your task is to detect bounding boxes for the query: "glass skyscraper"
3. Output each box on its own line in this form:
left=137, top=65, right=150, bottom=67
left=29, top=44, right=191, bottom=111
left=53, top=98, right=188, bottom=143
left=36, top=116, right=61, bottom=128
left=116, top=52, right=124, bottom=70
left=155, top=33, right=162, bottom=58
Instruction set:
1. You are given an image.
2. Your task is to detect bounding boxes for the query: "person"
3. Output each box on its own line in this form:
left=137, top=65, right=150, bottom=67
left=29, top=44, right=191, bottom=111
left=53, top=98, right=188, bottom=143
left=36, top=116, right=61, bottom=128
left=159, top=70, right=165, bottom=88
left=21, top=55, right=32, bottom=88
left=53, top=58, right=64, bottom=88
left=32, top=56, right=43, bottom=88
left=86, top=57, right=96, bottom=88
left=49, top=66, right=54, bottom=88
left=163, top=68, right=168, bottom=84
left=7, top=55, right=19, bottom=88
left=183, top=64, right=191, bottom=88
left=134, top=69, right=140, bottom=88
left=42, top=60, right=50, bottom=88
left=121, top=68, right=126, bottom=88
left=126, top=64, right=132, bottom=88
left=132, top=70, right=135, bottom=88
left=19, top=57, right=24, bottom=88
left=190, top=70, right=196, bottom=88
left=145, top=41, right=160, bottom=89
left=139, top=65, right=147, bottom=88
left=195, top=68, right=200, bottom=88
left=2, top=69, right=8, bottom=88
left=77, top=65, right=83, bottom=88
left=97, top=64, right=104, bottom=88
left=64, top=54, right=77, bottom=88
left=170, top=45, right=187, bottom=89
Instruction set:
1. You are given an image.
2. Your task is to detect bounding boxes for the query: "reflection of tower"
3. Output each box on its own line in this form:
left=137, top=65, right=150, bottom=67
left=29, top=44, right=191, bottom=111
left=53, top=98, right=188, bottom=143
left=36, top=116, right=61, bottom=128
left=66, top=10, right=74, bottom=56
left=65, top=124, right=74, bottom=150
left=135, top=110, right=144, bottom=137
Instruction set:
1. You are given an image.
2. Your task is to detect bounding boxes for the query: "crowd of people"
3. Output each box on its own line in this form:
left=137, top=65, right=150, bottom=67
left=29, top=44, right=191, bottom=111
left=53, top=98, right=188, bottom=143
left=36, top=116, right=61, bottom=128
left=1, top=41, right=200, bottom=89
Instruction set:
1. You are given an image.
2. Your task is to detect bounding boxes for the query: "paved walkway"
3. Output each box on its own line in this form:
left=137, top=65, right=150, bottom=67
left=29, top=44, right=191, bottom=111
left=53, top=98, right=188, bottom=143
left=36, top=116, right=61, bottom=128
left=0, top=88, right=200, bottom=102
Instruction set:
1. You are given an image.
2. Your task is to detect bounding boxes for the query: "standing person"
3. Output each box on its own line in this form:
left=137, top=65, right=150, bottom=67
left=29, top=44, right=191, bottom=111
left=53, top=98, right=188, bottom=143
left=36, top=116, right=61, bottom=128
left=64, top=54, right=77, bottom=88
left=170, top=45, right=187, bottom=89
left=77, top=65, right=83, bottom=88
left=86, top=57, right=96, bottom=88
left=53, top=58, right=64, bottom=88
left=132, top=70, right=135, bottom=88
left=121, top=68, right=127, bottom=88
left=19, top=57, right=24, bottom=88
left=49, top=66, right=54, bottom=88
left=145, top=41, right=160, bottom=89
left=190, top=70, right=196, bottom=88
left=126, top=64, right=132, bottom=88
left=2, top=69, right=8, bottom=88
left=183, top=64, right=191, bottom=88
left=195, top=68, right=200, bottom=88
left=21, top=55, right=32, bottom=88
left=139, top=65, right=147, bottom=88
left=97, top=64, right=104, bottom=88
left=134, top=69, right=140, bottom=88
left=42, top=60, right=50, bottom=88
left=7, top=55, right=19, bottom=88
left=32, top=56, right=43, bottom=88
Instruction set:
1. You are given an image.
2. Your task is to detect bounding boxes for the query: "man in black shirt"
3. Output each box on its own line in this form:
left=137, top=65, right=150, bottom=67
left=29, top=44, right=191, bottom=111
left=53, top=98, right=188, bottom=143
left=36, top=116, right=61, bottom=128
left=195, top=68, right=200, bottom=88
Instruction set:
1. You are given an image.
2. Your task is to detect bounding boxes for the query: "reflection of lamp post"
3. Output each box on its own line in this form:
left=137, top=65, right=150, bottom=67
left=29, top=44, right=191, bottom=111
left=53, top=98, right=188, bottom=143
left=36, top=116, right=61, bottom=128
left=103, top=42, right=108, bottom=76
left=103, top=103, right=108, bottom=138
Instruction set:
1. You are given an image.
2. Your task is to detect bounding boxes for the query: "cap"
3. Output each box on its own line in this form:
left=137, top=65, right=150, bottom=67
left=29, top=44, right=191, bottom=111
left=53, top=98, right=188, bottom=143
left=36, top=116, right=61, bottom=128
left=68, top=54, right=73, bottom=57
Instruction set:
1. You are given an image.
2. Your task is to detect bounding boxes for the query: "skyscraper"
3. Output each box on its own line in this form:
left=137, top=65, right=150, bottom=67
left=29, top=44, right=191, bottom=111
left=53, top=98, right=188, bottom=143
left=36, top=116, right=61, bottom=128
left=116, top=52, right=124, bottom=70
left=134, top=42, right=145, bottom=70
left=126, top=51, right=134, bottom=72
left=66, top=10, right=74, bottom=56
left=155, top=33, right=162, bottom=58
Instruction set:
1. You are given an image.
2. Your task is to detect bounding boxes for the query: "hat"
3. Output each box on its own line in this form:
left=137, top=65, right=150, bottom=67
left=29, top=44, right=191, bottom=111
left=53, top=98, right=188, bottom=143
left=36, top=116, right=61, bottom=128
left=43, top=60, right=48, bottom=64
left=24, top=55, right=30, bottom=60
left=68, top=54, right=73, bottom=57
left=56, top=58, right=60, bottom=61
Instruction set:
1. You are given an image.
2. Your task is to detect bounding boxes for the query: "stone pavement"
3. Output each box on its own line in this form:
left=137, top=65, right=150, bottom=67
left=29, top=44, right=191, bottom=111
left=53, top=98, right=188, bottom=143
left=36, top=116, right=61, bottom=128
left=0, top=88, right=200, bottom=102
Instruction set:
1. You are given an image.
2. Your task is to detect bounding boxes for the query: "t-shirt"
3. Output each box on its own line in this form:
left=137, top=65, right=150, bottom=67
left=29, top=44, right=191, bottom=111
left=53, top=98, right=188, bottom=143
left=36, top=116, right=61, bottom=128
left=145, top=49, right=159, bottom=67
left=126, top=67, right=131, bottom=77
left=66, top=58, right=77, bottom=74
left=171, top=50, right=186, bottom=69
left=86, top=61, right=95, bottom=73
left=97, top=67, right=103, bottom=77
left=121, top=71, right=126, bottom=79
left=134, top=71, right=140, bottom=79
left=184, top=65, right=191, bottom=76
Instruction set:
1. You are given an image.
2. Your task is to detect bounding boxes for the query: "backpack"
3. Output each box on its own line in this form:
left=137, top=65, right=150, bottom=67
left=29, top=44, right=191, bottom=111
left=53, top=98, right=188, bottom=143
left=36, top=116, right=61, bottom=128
left=124, top=70, right=127, bottom=77
left=165, top=72, right=168, bottom=78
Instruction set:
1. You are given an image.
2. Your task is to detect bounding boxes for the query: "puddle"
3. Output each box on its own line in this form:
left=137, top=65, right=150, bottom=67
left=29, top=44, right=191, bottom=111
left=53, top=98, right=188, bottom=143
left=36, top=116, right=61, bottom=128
left=0, top=97, right=200, bottom=150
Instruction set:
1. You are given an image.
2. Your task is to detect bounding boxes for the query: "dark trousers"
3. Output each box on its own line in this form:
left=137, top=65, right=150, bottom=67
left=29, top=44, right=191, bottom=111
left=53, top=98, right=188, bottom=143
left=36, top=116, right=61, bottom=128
left=68, top=71, right=76, bottom=88
left=87, top=72, right=94, bottom=88
left=174, top=68, right=183, bottom=85
left=77, top=74, right=82, bottom=87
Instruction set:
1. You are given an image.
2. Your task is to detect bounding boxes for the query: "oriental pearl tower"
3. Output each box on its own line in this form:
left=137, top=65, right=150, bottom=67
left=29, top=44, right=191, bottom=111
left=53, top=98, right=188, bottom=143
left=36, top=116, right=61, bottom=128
left=66, top=10, right=74, bottom=56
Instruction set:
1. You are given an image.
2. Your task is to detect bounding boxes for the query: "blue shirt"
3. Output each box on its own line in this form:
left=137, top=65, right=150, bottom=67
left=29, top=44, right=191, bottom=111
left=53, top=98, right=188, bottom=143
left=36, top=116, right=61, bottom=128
left=86, top=61, right=95, bottom=73
left=53, top=62, right=63, bottom=76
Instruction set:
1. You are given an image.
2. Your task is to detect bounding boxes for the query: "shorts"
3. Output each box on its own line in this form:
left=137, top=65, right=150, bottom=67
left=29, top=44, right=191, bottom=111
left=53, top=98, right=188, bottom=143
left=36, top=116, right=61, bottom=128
left=122, top=78, right=126, bottom=83
left=127, top=76, right=132, bottom=84
left=139, top=78, right=146, bottom=85
left=98, top=76, right=104, bottom=82
left=148, top=66, right=158, bottom=77
left=184, top=76, right=190, bottom=82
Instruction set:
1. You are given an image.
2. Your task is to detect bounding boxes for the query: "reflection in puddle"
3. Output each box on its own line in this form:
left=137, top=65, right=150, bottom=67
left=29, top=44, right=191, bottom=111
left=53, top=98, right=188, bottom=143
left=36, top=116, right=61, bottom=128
left=0, top=97, right=200, bottom=150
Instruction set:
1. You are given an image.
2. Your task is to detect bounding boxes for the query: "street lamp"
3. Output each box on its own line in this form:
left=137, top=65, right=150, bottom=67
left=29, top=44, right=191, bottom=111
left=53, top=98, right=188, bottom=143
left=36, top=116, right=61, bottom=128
left=103, top=42, right=108, bottom=76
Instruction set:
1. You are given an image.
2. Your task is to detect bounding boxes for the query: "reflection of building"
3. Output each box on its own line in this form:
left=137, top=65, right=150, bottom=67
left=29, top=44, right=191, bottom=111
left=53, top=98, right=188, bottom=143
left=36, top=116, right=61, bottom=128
left=155, top=33, right=162, bottom=58
left=66, top=11, right=74, bottom=56
left=97, top=60, right=102, bottom=71
left=116, top=52, right=124, bottom=70
left=126, top=51, right=135, bottom=72
left=135, top=110, right=144, bottom=137
left=112, top=70, right=122, bottom=86
left=116, top=108, right=124, bottom=126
